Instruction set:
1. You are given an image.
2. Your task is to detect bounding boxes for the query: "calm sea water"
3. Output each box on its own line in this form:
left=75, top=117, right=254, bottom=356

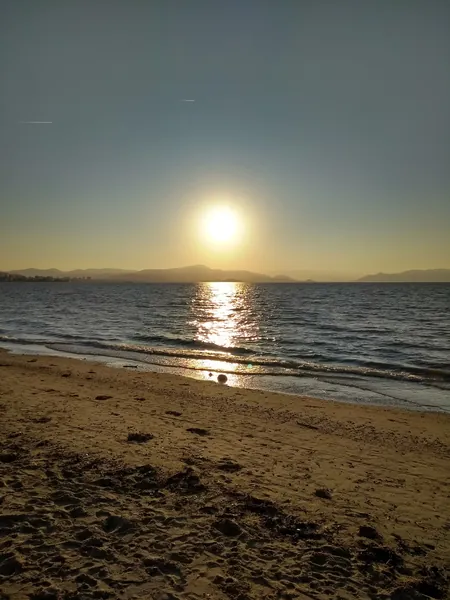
left=1, top=282, right=449, bottom=412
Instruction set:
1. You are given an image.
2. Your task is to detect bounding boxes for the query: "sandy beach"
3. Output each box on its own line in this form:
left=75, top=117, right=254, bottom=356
left=0, top=349, right=449, bottom=600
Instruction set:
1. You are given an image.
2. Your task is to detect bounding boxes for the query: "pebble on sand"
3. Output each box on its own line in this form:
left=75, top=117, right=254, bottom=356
left=315, top=488, right=332, bottom=500
left=217, top=373, right=228, bottom=384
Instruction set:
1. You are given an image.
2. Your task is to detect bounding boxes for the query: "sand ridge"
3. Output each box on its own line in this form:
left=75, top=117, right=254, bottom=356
left=0, top=351, right=449, bottom=599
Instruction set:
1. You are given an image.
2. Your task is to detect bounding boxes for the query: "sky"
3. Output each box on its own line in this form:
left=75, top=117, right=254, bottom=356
left=1, top=0, right=449, bottom=277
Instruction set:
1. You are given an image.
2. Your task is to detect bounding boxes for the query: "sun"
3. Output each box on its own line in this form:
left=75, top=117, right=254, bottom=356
left=202, top=206, right=240, bottom=244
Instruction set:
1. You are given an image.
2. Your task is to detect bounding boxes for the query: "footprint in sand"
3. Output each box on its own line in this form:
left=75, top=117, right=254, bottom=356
left=217, top=459, right=242, bottom=473
left=0, top=554, right=23, bottom=576
left=32, top=416, right=52, bottom=424
left=102, top=515, right=135, bottom=534
left=0, top=452, right=18, bottom=463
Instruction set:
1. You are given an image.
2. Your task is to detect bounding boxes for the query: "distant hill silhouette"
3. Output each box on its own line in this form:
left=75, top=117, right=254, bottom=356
left=358, top=269, right=450, bottom=282
left=8, top=266, right=295, bottom=283
left=110, top=265, right=296, bottom=283
left=276, top=269, right=358, bottom=282
left=0, top=272, right=69, bottom=282
left=6, top=267, right=449, bottom=283
left=10, top=268, right=136, bottom=279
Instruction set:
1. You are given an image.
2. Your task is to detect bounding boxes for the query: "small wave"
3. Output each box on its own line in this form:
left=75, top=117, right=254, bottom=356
left=51, top=339, right=268, bottom=365
left=0, top=332, right=93, bottom=345
left=0, top=334, right=48, bottom=345
left=41, top=339, right=450, bottom=386
left=384, top=339, right=450, bottom=352
left=132, top=333, right=255, bottom=355
left=2, top=334, right=449, bottom=386
left=355, top=358, right=450, bottom=382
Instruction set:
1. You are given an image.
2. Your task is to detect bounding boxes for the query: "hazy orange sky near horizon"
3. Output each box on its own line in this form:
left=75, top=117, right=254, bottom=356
left=1, top=1, right=449, bottom=276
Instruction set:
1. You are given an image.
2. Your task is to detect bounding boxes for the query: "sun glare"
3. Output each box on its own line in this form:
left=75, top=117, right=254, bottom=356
left=202, top=206, right=240, bottom=245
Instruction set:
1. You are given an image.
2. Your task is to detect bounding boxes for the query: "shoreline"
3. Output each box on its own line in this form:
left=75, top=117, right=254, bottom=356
left=1, top=341, right=448, bottom=414
left=1, top=350, right=449, bottom=599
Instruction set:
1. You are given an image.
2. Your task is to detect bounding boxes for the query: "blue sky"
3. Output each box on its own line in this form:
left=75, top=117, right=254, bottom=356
left=1, top=0, right=449, bottom=275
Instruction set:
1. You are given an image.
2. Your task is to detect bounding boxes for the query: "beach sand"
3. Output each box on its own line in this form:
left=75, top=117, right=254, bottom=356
left=0, top=349, right=449, bottom=599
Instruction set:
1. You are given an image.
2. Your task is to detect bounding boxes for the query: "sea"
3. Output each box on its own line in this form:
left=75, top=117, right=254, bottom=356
left=0, top=282, right=449, bottom=412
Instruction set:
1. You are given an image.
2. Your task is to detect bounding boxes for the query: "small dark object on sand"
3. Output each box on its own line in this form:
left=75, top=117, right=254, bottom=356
left=95, top=395, right=113, bottom=400
left=127, top=432, right=154, bottom=443
left=359, top=525, right=382, bottom=540
left=209, top=372, right=213, bottom=377
left=166, top=467, right=205, bottom=494
left=315, top=488, right=332, bottom=500
left=32, top=416, right=52, bottom=424
left=217, top=373, right=228, bottom=383
left=187, top=427, right=210, bottom=436
left=297, top=421, right=319, bottom=431
left=103, top=515, right=134, bottom=533
left=166, top=410, right=182, bottom=417
left=213, top=518, right=242, bottom=537
left=0, top=452, right=17, bottom=463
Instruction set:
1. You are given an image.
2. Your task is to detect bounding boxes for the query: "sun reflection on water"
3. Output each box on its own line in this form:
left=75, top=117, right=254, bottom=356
left=197, top=282, right=239, bottom=348
left=187, top=282, right=260, bottom=385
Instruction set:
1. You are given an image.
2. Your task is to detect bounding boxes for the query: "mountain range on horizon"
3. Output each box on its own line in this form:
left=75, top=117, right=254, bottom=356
left=2, top=266, right=450, bottom=283
left=356, top=269, right=450, bottom=283
left=5, top=266, right=295, bottom=283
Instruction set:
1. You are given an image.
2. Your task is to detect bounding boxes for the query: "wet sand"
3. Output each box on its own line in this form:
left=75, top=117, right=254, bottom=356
left=0, top=350, right=449, bottom=599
